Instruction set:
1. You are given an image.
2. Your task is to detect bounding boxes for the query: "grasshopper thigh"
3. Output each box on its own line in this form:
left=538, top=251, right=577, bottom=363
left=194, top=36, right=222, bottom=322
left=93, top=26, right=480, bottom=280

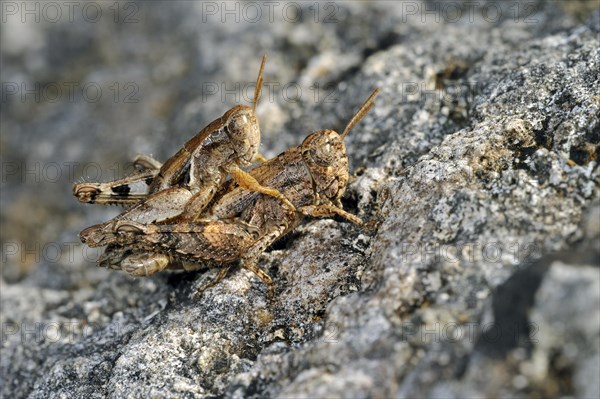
left=114, top=220, right=260, bottom=263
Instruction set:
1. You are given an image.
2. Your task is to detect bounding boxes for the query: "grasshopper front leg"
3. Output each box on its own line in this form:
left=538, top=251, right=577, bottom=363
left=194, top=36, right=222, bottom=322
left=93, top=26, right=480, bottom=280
left=164, top=164, right=318, bottom=228
left=177, top=165, right=296, bottom=222
left=228, top=166, right=296, bottom=213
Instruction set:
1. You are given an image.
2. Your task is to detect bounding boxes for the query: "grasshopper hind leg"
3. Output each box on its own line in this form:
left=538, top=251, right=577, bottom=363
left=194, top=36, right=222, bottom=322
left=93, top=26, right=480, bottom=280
left=238, top=223, right=288, bottom=287
left=99, top=245, right=171, bottom=276
left=133, top=154, right=162, bottom=171
left=190, top=221, right=283, bottom=297
left=73, top=153, right=162, bottom=206
left=194, top=267, right=232, bottom=297
left=121, top=253, right=171, bottom=276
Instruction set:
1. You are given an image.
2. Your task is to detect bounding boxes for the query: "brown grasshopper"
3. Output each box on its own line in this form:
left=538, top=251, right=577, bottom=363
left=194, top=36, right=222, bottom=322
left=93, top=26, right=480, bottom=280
left=82, top=89, right=379, bottom=288
left=73, top=55, right=294, bottom=229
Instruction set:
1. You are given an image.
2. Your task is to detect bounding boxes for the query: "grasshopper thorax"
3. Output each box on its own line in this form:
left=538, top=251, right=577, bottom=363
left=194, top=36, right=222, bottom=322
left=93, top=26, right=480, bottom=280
left=222, top=105, right=260, bottom=166
left=301, top=129, right=349, bottom=203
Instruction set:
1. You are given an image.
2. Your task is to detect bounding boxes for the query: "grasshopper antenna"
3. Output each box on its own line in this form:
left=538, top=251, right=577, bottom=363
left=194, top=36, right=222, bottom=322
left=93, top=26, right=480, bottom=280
left=341, top=88, right=380, bottom=139
left=253, top=55, right=267, bottom=112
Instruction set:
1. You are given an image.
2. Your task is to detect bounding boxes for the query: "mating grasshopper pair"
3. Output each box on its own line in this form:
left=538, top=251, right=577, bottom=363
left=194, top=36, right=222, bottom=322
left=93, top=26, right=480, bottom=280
left=74, top=56, right=379, bottom=291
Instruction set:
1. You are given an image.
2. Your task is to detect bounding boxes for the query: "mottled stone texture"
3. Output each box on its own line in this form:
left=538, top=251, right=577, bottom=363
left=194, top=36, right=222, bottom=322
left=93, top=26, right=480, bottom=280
left=1, top=1, right=598, bottom=398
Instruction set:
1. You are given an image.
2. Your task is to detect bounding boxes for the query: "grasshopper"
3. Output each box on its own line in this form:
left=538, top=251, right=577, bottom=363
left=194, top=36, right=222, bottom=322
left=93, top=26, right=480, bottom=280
left=81, top=89, right=379, bottom=289
left=73, top=55, right=295, bottom=229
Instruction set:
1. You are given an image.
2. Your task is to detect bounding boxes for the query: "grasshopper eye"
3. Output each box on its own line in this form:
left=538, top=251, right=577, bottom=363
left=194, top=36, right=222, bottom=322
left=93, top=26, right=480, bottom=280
left=313, top=140, right=334, bottom=165
left=226, top=111, right=251, bottom=132
left=303, top=131, right=342, bottom=167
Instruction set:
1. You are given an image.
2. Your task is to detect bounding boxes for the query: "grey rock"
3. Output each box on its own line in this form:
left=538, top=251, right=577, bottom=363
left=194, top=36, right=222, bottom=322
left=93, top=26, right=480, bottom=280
left=1, top=1, right=599, bottom=398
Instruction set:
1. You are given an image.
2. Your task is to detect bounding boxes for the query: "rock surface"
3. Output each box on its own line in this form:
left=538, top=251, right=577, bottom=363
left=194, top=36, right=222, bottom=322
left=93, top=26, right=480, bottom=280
left=1, top=1, right=599, bottom=398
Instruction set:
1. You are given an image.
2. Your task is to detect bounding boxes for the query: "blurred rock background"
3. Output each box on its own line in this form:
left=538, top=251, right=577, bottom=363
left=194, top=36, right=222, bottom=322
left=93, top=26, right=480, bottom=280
left=1, top=1, right=598, bottom=397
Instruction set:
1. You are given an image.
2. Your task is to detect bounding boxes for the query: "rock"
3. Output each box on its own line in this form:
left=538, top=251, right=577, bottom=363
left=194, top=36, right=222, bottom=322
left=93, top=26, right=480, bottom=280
left=1, top=1, right=598, bottom=398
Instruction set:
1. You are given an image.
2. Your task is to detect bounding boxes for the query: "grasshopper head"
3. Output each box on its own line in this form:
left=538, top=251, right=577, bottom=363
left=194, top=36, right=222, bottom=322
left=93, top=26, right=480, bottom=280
left=80, top=222, right=116, bottom=247
left=301, top=88, right=380, bottom=204
left=301, top=130, right=349, bottom=203
left=222, top=55, right=266, bottom=166
left=222, top=105, right=260, bottom=165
